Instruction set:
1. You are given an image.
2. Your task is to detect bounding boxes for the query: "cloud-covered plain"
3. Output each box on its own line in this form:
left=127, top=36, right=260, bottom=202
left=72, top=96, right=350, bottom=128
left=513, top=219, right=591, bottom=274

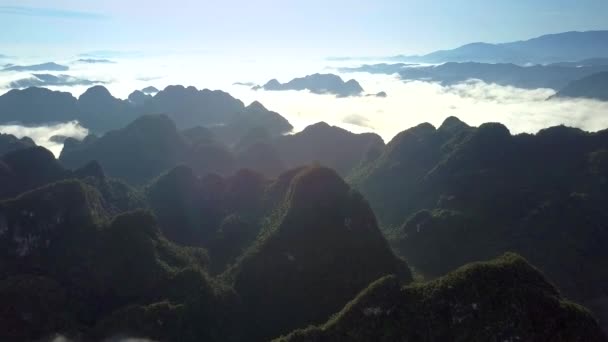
left=0, top=121, right=88, bottom=156
left=229, top=73, right=608, bottom=142
left=2, top=56, right=608, bottom=150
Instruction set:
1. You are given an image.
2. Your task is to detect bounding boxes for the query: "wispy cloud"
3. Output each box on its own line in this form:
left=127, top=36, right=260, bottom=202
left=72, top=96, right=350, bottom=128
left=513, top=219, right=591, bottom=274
left=0, top=6, right=107, bottom=20
left=9, top=74, right=106, bottom=88
left=79, top=50, right=143, bottom=58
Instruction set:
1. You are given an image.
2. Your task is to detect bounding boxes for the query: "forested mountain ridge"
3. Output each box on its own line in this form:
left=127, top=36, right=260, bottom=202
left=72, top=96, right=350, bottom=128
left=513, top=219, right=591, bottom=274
left=1, top=112, right=608, bottom=340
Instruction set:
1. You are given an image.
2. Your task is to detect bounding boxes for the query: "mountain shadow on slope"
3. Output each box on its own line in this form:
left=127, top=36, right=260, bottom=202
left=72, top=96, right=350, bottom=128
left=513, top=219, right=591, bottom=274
left=0, top=133, right=35, bottom=156
left=274, top=122, right=385, bottom=176
left=59, top=115, right=237, bottom=184
left=0, top=181, right=225, bottom=341
left=226, top=166, right=411, bottom=340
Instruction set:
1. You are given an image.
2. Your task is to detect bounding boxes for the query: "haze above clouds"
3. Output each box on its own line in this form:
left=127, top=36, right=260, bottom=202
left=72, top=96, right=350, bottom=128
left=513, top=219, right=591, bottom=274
left=1, top=1, right=608, bottom=152
left=2, top=57, right=608, bottom=152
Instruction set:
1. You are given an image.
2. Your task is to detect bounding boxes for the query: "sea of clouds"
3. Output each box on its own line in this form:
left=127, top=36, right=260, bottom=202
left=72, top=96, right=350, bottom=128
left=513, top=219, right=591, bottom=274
left=1, top=53, right=608, bottom=152
left=230, top=73, right=608, bottom=143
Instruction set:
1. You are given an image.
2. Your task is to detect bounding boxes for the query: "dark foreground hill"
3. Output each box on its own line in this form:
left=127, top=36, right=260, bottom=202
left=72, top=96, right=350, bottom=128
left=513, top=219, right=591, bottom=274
left=0, top=133, right=35, bottom=156
left=0, top=144, right=605, bottom=340
left=0, top=160, right=414, bottom=341
left=279, top=253, right=607, bottom=342
left=225, top=166, right=410, bottom=340
left=352, top=116, right=608, bottom=330
left=0, top=181, right=226, bottom=341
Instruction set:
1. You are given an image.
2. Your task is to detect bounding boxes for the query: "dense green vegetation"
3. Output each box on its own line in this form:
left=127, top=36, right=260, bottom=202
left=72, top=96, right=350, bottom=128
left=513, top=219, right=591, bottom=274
left=225, top=166, right=411, bottom=340
left=352, top=116, right=608, bottom=330
left=0, top=160, right=418, bottom=341
left=1, top=112, right=608, bottom=340
left=59, top=114, right=381, bottom=184
left=278, top=253, right=606, bottom=342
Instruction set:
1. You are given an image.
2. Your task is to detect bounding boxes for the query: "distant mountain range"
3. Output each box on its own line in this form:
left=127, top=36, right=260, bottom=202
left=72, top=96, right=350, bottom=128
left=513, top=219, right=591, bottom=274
left=397, top=62, right=608, bottom=90
left=552, top=71, right=608, bottom=101
left=1, top=62, right=69, bottom=72
left=0, top=85, right=294, bottom=134
left=393, top=30, right=608, bottom=64
left=340, top=59, right=608, bottom=95
left=336, top=31, right=608, bottom=96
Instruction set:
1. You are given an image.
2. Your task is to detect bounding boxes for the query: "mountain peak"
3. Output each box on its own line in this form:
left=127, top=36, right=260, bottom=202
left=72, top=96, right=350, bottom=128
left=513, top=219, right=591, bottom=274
left=439, top=116, right=471, bottom=133
left=286, top=166, right=349, bottom=210
left=79, top=85, right=112, bottom=100
left=246, top=100, right=267, bottom=111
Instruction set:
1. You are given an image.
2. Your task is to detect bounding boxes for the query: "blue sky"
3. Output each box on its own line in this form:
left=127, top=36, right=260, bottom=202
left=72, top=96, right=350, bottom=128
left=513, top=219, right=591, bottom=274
left=2, top=0, right=608, bottom=57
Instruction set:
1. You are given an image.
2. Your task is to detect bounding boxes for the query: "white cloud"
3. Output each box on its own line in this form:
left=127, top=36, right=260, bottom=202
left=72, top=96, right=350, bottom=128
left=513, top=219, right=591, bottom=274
left=2, top=58, right=608, bottom=148
left=228, top=73, right=608, bottom=142
left=0, top=121, right=88, bottom=156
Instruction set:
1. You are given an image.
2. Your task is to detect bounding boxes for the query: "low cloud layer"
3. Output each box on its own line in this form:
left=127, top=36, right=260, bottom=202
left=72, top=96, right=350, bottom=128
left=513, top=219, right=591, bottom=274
left=2, top=57, right=608, bottom=148
left=0, top=121, right=88, bottom=156
left=230, top=73, right=608, bottom=142
left=9, top=73, right=105, bottom=88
